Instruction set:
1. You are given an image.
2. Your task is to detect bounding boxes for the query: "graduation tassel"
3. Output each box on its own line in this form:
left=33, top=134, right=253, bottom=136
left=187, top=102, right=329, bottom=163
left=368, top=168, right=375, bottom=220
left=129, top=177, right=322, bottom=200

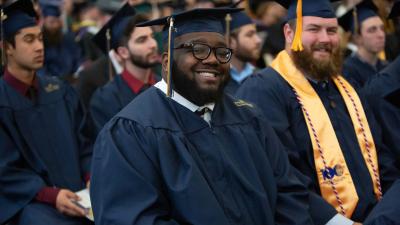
left=166, top=16, right=175, bottom=97
left=352, top=7, right=359, bottom=34
left=225, top=13, right=232, bottom=47
left=106, top=28, right=113, bottom=81
left=291, top=0, right=304, bottom=52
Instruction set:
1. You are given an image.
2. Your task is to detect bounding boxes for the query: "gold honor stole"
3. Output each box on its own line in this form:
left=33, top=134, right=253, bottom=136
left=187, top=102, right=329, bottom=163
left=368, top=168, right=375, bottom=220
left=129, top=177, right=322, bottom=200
left=271, top=50, right=382, bottom=217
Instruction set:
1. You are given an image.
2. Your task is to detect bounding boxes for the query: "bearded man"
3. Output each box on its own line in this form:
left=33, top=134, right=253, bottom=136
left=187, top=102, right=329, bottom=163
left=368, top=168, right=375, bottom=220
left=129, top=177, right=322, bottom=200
left=89, top=7, right=315, bottom=225
left=225, top=11, right=262, bottom=95
left=89, top=5, right=159, bottom=136
left=39, top=3, right=82, bottom=79
left=236, top=0, right=400, bottom=225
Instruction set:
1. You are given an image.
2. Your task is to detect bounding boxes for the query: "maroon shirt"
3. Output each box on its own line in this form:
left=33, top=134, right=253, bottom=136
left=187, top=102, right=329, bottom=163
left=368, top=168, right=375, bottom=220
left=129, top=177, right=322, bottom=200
left=3, top=68, right=39, bottom=99
left=121, top=69, right=156, bottom=94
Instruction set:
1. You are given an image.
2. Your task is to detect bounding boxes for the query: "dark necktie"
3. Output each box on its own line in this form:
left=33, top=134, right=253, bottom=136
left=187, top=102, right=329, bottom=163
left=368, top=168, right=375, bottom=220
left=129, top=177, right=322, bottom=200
left=195, top=107, right=211, bottom=124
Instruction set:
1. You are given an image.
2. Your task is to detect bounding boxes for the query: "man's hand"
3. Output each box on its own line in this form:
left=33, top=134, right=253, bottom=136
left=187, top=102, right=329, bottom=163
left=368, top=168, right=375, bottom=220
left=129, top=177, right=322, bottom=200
left=353, top=223, right=363, bottom=225
left=55, top=189, right=87, bottom=217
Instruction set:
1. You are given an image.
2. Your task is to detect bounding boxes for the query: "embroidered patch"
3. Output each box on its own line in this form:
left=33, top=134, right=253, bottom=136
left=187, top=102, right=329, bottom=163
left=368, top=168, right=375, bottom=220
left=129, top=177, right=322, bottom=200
left=44, top=83, right=60, bottom=93
left=234, top=99, right=253, bottom=108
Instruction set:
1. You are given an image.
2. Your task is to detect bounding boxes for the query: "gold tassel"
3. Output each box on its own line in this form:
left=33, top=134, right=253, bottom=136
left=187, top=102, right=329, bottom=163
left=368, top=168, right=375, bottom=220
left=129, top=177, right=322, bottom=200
left=225, top=13, right=232, bottom=47
left=291, top=0, right=304, bottom=51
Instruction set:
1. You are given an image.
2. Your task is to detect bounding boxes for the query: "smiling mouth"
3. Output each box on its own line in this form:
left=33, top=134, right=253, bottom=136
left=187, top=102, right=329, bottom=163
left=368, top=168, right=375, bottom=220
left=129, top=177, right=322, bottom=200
left=195, top=71, right=220, bottom=78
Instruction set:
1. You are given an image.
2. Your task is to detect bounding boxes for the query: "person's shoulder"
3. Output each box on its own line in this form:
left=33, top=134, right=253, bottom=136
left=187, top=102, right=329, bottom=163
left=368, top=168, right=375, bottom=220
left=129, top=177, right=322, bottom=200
left=222, top=94, right=265, bottom=122
left=238, top=67, right=289, bottom=99
left=116, top=87, right=170, bottom=124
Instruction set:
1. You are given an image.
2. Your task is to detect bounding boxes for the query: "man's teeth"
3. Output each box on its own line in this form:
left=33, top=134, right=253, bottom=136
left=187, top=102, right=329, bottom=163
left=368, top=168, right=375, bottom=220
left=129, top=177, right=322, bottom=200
left=197, top=72, right=217, bottom=78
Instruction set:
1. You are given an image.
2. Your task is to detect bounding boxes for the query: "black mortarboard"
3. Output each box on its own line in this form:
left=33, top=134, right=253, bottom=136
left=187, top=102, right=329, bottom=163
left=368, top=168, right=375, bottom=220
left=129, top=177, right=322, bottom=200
left=1, top=0, right=37, bottom=39
left=137, top=7, right=241, bottom=97
left=138, top=7, right=242, bottom=43
left=230, top=11, right=253, bottom=31
left=338, top=0, right=379, bottom=33
left=388, top=0, right=400, bottom=19
left=92, top=3, right=136, bottom=54
left=274, top=0, right=338, bottom=51
left=39, top=0, right=62, bottom=17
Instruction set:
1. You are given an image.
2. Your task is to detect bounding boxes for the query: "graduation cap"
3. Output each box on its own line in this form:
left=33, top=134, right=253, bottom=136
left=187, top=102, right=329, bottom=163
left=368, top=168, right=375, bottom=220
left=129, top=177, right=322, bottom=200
left=92, top=3, right=136, bottom=55
left=39, top=0, right=62, bottom=17
left=91, top=3, right=135, bottom=81
left=1, top=0, right=38, bottom=40
left=274, top=0, right=338, bottom=51
left=224, top=1, right=253, bottom=46
left=338, top=0, right=379, bottom=33
left=388, top=0, right=400, bottom=19
left=230, top=11, right=253, bottom=32
left=137, top=7, right=241, bottom=97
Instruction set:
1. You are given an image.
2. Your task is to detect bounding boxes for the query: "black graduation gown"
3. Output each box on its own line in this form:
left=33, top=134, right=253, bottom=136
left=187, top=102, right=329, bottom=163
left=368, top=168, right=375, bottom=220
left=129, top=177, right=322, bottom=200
left=236, top=68, right=400, bottom=223
left=90, top=87, right=314, bottom=225
left=89, top=75, right=148, bottom=136
left=0, top=76, right=92, bottom=224
left=224, top=79, right=240, bottom=96
left=342, top=55, right=387, bottom=88
left=76, top=55, right=115, bottom=109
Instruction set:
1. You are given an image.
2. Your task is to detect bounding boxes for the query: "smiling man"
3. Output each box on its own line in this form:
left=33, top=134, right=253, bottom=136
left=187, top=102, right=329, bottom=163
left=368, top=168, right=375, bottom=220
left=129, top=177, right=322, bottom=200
left=90, top=7, right=315, bottom=225
left=236, top=0, right=400, bottom=224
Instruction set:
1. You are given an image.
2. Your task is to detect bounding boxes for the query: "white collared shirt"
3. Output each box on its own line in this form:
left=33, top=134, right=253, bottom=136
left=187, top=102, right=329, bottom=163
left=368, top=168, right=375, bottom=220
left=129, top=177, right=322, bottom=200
left=155, top=79, right=214, bottom=124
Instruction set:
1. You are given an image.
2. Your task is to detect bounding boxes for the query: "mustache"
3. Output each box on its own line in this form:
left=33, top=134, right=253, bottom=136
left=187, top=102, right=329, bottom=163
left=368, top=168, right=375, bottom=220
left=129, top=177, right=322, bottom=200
left=311, top=43, right=333, bottom=52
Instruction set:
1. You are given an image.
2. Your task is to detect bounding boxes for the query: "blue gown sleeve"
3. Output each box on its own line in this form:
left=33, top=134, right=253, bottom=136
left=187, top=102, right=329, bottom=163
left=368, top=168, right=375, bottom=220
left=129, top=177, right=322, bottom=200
left=89, top=87, right=116, bottom=136
left=90, top=119, right=181, bottom=225
left=65, top=84, right=93, bottom=175
left=260, top=117, right=315, bottom=225
left=0, top=123, right=46, bottom=224
left=364, top=179, right=400, bottom=225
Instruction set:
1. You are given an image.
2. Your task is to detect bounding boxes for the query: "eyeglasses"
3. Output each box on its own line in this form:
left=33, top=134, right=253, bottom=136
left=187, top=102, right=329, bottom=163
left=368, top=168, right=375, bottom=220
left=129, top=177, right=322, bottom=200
left=174, top=42, right=233, bottom=64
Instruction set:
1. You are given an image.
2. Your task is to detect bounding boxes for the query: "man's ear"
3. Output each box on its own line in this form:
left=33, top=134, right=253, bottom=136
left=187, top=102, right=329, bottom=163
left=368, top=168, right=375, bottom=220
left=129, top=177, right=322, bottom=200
left=161, top=52, right=169, bottom=77
left=4, top=42, right=14, bottom=57
left=116, top=46, right=129, bottom=60
left=230, top=36, right=237, bottom=50
left=283, top=23, right=294, bottom=45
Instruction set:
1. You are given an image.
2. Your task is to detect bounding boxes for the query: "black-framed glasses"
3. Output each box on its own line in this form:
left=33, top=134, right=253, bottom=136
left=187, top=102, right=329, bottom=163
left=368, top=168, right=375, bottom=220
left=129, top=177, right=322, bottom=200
left=174, top=42, right=233, bottom=64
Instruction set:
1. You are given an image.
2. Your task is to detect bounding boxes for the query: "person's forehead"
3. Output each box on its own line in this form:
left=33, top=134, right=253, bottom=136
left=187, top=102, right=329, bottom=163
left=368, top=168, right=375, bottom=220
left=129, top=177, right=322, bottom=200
left=361, top=16, right=383, bottom=28
left=238, top=24, right=257, bottom=33
left=302, top=16, right=338, bottom=27
left=131, top=26, right=153, bottom=38
left=16, top=26, right=42, bottom=37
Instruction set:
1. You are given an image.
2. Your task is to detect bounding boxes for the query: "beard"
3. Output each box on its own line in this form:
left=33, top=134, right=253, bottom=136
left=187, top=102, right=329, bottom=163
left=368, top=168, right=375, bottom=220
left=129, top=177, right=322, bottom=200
left=171, top=61, right=230, bottom=106
left=43, top=27, right=63, bottom=46
left=291, top=43, right=343, bottom=80
left=129, top=50, right=159, bottom=69
left=234, top=44, right=261, bottom=63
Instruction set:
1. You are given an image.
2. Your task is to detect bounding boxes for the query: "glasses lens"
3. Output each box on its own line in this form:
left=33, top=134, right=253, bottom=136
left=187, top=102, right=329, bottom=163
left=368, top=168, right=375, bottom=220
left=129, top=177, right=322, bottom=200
left=192, top=44, right=211, bottom=60
left=215, top=47, right=232, bottom=63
